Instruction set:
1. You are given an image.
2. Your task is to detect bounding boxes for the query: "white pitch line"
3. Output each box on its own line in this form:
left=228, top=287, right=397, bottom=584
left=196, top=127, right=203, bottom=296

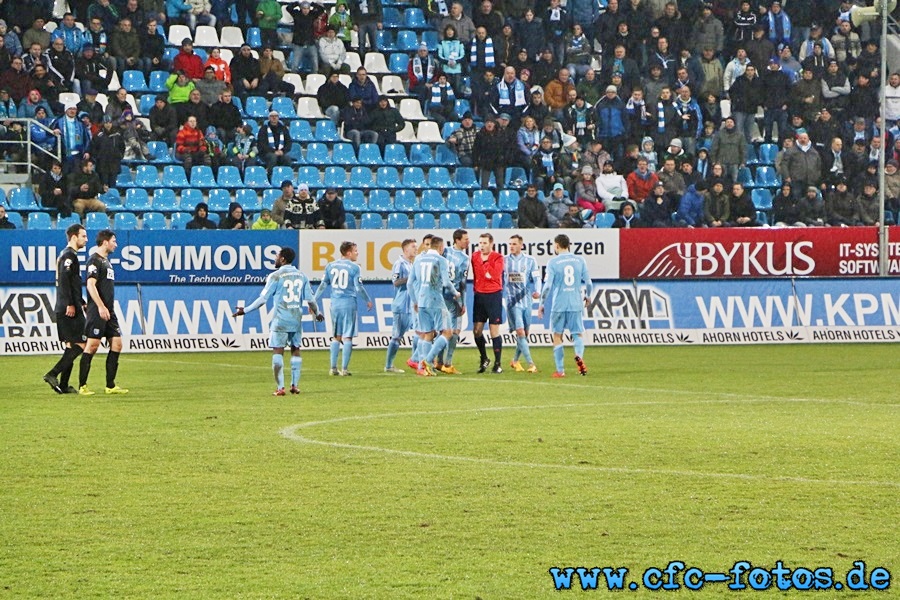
left=280, top=404, right=900, bottom=489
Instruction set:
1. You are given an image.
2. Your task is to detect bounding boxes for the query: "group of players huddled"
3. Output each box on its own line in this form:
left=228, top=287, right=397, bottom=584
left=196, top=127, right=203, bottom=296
left=44, top=225, right=593, bottom=398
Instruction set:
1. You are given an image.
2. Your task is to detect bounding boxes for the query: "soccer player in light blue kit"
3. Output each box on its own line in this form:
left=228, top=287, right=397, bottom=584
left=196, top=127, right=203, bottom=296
left=384, top=238, right=418, bottom=373
left=538, top=234, right=592, bottom=378
left=233, top=247, right=323, bottom=396
left=504, top=234, right=541, bottom=373
left=408, top=235, right=460, bottom=377
left=438, top=228, right=469, bottom=374
left=314, top=241, right=373, bottom=376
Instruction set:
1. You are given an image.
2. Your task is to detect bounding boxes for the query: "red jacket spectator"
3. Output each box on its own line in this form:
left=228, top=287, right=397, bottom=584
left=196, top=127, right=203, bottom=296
left=471, top=251, right=504, bottom=294
left=626, top=168, right=659, bottom=203
left=175, top=123, right=207, bottom=155
left=174, top=44, right=205, bottom=80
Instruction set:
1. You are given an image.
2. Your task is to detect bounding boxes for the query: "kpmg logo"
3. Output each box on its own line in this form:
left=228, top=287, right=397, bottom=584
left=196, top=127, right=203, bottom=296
left=586, top=286, right=672, bottom=329
left=639, top=242, right=816, bottom=278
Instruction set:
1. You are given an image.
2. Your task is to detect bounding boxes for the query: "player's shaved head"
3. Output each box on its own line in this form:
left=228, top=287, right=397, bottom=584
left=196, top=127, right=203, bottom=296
left=430, top=236, right=444, bottom=250
left=279, top=247, right=296, bottom=264
left=340, top=241, right=356, bottom=256
left=452, top=228, right=468, bottom=242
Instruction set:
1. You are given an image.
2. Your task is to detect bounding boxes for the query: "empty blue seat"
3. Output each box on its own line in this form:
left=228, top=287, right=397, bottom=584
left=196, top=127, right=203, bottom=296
left=413, top=212, right=436, bottom=228
left=375, top=30, right=395, bottom=51
left=441, top=121, right=461, bottom=139
left=751, top=188, right=773, bottom=210
left=170, top=212, right=192, bottom=229
left=232, top=95, right=245, bottom=116
left=297, top=165, right=321, bottom=187
left=147, top=141, right=174, bottom=163
left=360, top=213, right=383, bottom=229
left=409, top=143, right=434, bottom=165
left=114, top=212, right=138, bottom=230
left=138, top=93, right=156, bottom=116
left=9, top=187, right=39, bottom=210
left=189, top=165, right=216, bottom=188
left=142, top=212, right=167, bottom=230
left=744, top=143, right=759, bottom=165
left=246, top=27, right=262, bottom=48
left=383, top=144, right=409, bottom=165
left=244, top=166, right=270, bottom=188
left=305, top=142, right=329, bottom=164
left=261, top=189, right=282, bottom=210
left=428, top=167, right=453, bottom=188
left=180, top=189, right=203, bottom=209
left=344, top=214, right=357, bottom=229
left=330, top=143, right=357, bottom=165
left=162, top=165, right=189, bottom=188
left=439, top=213, right=462, bottom=228
left=594, top=213, right=616, bottom=228
left=420, top=189, right=445, bottom=211
left=382, top=7, right=402, bottom=27
left=314, top=120, right=340, bottom=141
left=343, top=189, right=366, bottom=212
left=754, top=166, right=780, bottom=187
left=207, top=189, right=232, bottom=212
left=216, top=165, right=243, bottom=188
left=388, top=52, right=409, bottom=74
left=368, top=189, right=393, bottom=211
left=115, top=166, right=134, bottom=188
left=85, top=212, right=110, bottom=230
left=393, top=189, right=418, bottom=211
left=498, top=190, right=520, bottom=211
left=422, top=30, right=438, bottom=51
left=124, top=188, right=152, bottom=211
left=757, top=143, right=777, bottom=165
left=349, top=166, right=375, bottom=188
left=270, top=165, right=295, bottom=187
left=271, top=96, right=297, bottom=118
left=56, top=214, right=81, bottom=230
left=402, top=166, right=427, bottom=189
left=405, top=7, right=427, bottom=28
left=387, top=213, right=409, bottom=229
left=290, top=120, right=313, bottom=141
left=434, top=145, right=459, bottom=166
left=245, top=96, right=269, bottom=118
left=376, top=166, right=401, bottom=189
left=453, top=99, right=471, bottom=120
left=323, top=166, right=346, bottom=188
left=122, top=70, right=148, bottom=92
left=132, top=164, right=159, bottom=187
left=756, top=210, right=769, bottom=226
left=235, top=188, right=260, bottom=209
left=149, top=70, right=170, bottom=92
left=447, top=190, right=471, bottom=211
left=455, top=167, right=479, bottom=190
left=736, top=166, right=754, bottom=187
left=396, top=29, right=418, bottom=51
left=25, top=211, right=49, bottom=229
left=100, top=189, right=124, bottom=210
left=465, top=212, right=488, bottom=228
left=152, top=189, right=179, bottom=211
left=491, top=212, right=513, bottom=228
left=357, top=143, right=383, bottom=165
left=472, top=190, right=497, bottom=211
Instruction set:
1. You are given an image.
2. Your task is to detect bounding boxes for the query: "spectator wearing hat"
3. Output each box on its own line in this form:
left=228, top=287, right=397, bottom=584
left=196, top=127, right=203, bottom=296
left=227, top=123, right=259, bottom=175
left=317, top=188, right=346, bottom=229
left=784, top=129, right=822, bottom=191
left=798, top=23, right=833, bottom=62
left=595, top=84, right=628, bottom=159
left=790, top=67, right=822, bottom=124
left=765, top=1, right=791, bottom=48
left=173, top=38, right=205, bottom=80
left=281, top=183, right=320, bottom=229
left=761, top=58, right=792, bottom=143
left=509, top=47, right=535, bottom=79
left=830, top=20, right=860, bottom=65
left=675, top=181, right=706, bottom=227
left=220, top=202, right=248, bottom=230
left=348, top=67, right=380, bottom=110
left=848, top=72, right=879, bottom=123
left=856, top=181, right=881, bottom=226
left=287, top=1, right=325, bottom=73
left=52, top=103, right=92, bottom=174
left=446, top=112, right=478, bottom=167
left=252, top=208, right=280, bottom=230
left=258, top=110, right=292, bottom=173
left=532, top=47, right=558, bottom=89
left=230, top=44, right=263, bottom=103
left=149, top=94, right=179, bottom=144
left=75, top=45, right=111, bottom=94
left=186, top=201, right=218, bottom=229
left=612, top=200, right=641, bottom=228
left=196, top=66, right=227, bottom=106
left=318, top=26, right=349, bottom=76
left=801, top=40, right=828, bottom=77
left=689, top=3, right=722, bottom=56
left=21, top=17, right=51, bottom=52
left=545, top=182, right=574, bottom=227
left=703, top=177, right=730, bottom=227
left=408, top=43, right=439, bottom=106
left=327, top=0, right=354, bottom=50
left=318, top=71, right=349, bottom=124
left=640, top=180, right=674, bottom=227
left=808, top=106, right=840, bottom=149
left=771, top=182, right=804, bottom=227
left=573, top=165, right=605, bottom=214
left=349, top=0, right=384, bottom=57
left=65, top=158, right=107, bottom=217
left=340, top=97, right=378, bottom=149
left=369, top=95, right=405, bottom=151
left=88, top=115, right=124, bottom=188
left=709, top=115, right=746, bottom=182
left=473, top=118, right=507, bottom=189
left=883, top=159, right=900, bottom=217
left=494, top=22, right=518, bottom=68
left=825, top=177, right=859, bottom=226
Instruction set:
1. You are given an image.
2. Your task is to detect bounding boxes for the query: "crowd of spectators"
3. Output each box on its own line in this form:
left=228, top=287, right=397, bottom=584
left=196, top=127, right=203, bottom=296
left=0, top=0, right=898, bottom=230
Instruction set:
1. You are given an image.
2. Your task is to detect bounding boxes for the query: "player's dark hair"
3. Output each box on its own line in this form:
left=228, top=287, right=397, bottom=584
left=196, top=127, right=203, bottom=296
left=509, top=234, right=523, bottom=243
left=421, top=234, right=433, bottom=243
left=96, top=229, right=115, bottom=246
left=480, top=232, right=493, bottom=242
left=452, top=228, right=467, bottom=242
left=280, top=247, right=296, bottom=264
left=340, top=241, right=356, bottom=256
left=66, top=223, right=84, bottom=240
left=554, top=234, right=570, bottom=249
left=401, top=238, right=416, bottom=249
left=430, top=236, right=444, bottom=249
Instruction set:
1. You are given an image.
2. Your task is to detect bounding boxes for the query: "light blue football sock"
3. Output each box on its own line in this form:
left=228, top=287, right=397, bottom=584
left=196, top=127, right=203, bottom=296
left=272, top=354, right=284, bottom=388
left=426, top=336, right=448, bottom=363
left=290, top=356, right=301, bottom=387
left=419, top=340, right=432, bottom=363
left=410, top=336, right=420, bottom=361
left=519, top=335, right=534, bottom=366
left=342, top=340, right=353, bottom=370
left=385, top=338, right=400, bottom=368
left=553, top=345, right=565, bottom=373
left=446, top=333, right=459, bottom=364
left=573, top=334, right=585, bottom=358
left=329, top=341, right=340, bottom=369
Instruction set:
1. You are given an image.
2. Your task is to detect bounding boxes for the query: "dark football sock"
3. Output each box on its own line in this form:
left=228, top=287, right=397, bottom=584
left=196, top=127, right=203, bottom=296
left=492, top=336, right=502, bottom=364
left=79, top=353, right=94, bottom=388
left=106, top=351, right=120, bottom=389
left=475, top=334, right=487, bottom=360
left=58, top=346, right=83, bottom=388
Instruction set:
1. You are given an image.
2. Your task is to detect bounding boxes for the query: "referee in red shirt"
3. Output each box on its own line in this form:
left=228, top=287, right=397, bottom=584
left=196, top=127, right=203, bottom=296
left=471, top=232, right=505, bottom=373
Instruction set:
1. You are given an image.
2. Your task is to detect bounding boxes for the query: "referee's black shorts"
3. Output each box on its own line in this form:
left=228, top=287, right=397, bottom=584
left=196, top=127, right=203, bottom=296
left=56, top=312, right=86, bottom=344
left=473, top=291, right=503, bottom=325
left=84, top=309, right=122, bottom=340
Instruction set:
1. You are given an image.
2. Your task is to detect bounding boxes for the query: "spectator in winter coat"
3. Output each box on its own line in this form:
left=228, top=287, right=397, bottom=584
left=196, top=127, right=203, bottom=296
left=517, top=184, right=550, bottom=228
left=317, top=188, right=346, bottom=229
left=730, top=182, right=760, bottom=226
left=626, top=157, right=659, bottom=202
left=348, top=67, right=380, bottom=110
left=219, top=201, right=248, bottom=230
left=173, top=38, right=205, bottom=80
left=340, top=97, right=378, bottom=149
left=709, top=116, right=746, bottom=182
left=473, top=118, right=506, bottom=189
left=149, top=94, right=179, bottom=143
left=88, top=116, right=124, bottom=188
left=825, top=177, right=859, bottom=226
left=771, top=182, right=808, bottom=227
left=704, top=178, right=730, bottom=226
left=318, top=71, right=349, bottom=124
left=257, top=110, right=292, bottom=172
left=613, top=201, right=642, bottom=228
left=545, top=183, right=574, bottom=227
left=39, top=161, right=68, bottom=212
left=368, top=95, right=405, bottom=151
left=227, top=124, right=258, bottom=175
left=676, top=181, right=706, bottom=226
left=175, top=115, right=210, bottom=171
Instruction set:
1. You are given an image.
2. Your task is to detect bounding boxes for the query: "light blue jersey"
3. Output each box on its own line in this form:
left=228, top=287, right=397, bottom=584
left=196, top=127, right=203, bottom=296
left=242, top=265, right=314, bottom=332
left=314, top=258, right=371, bottom=309
left=390, top=256, right=412, bottom=314
left=408, top=250, right=455, bottom=309
left=443, top=245, right=469, bottom=319
left=542, top=253, right=592, bottom=313
left=504, top=252, right=541, bottom=308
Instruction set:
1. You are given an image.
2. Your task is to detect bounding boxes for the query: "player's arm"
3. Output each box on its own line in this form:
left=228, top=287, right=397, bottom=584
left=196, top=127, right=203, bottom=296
left=529, top=257, right=542, bottom=299
left=537, top=265, right=554, bottom=317
left=581, top=259, right=593, bottom=307
left=86, top=275, right=109, bottom=321
left=302, top=279, right=325, bottom=321
left=441, top=261, right=459, bottom=299
left=313, top=266, right=330, bottom=303
left=489, top=253, right=504, bottom=282
left=234, top=274, right=276, bottom=316
left=502, top=257, right=511, bottom=303
left=407, top=259, right=419, bottom=311
left=392, top=261, right=408, bottom=288
left=58, top=261, right=76, bottom=316
left=354, top=266, right=373, bottom=310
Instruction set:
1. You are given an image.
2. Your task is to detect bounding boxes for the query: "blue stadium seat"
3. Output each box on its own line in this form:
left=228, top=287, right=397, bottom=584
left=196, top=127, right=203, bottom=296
left=271, top=96, right=297, bottom=118
left=148, top=141, right=174, bottom=163
left=472, top=190, right=497, bottom=211
left=404, top=7, right=427, bottom=28
left=375, top=30, right=395, bottom=51
left=434, top=145, right=459, bottom=166
left=757, top=143, right=777, bottom=165
left=343, top=189, right=366, bottom=212
left=297, top=165, right=321, bottom=187
left=396, top=30, right=418, bottom=51
left=505, top=167, right=529, bottom=189
left=25, top=211, right=48, bottom=229
left=421, top=30, right=438, bottom=51
left=413, top=212, right=436, bottom=228
left=427, top=167, right=453, bottom=189
left=439, top=213, right=462, bottom=228
left=56, top=214, right=81, bottom=230
left=169, top=212, right=191, bottom=229
left=323, top=166, right=346, bottom=188
left=409, top=143, right=434, bottom=166
left=393, top=189, right=418, bottom=211
left=216, top=165, right=243, bottom=188
left=289, top=120, right=313, bottom=141
left=382, top=7, right=402, bottom=27
left=152, top=188, right=179, bottom=212
left=244, top=166, right=270, bottom=188
left=491, top=212, right=513, bottom=228
left=594, top=213, right=616, bottom=228
left=736, top=166, right=754, bottom=187
left=383, top=144, right=409, bottom=165
left=349, top=166, right=375, bottom=188
left=344, top=213, right=357, bottom=229
left=498, top=190, right=520, bottom=211
left=330, top=143, right=357, bottom=165
left=149, top=70, right=170, bottom=93
left=115, top=166, right=134, bottom=188
left=245, top=26, right=262, bottom=48
left=133, top=164, right=159, bottom=187
left=163, top=47, right=178, bottom=63
left=207, top=189, right=232, bottom=212
left=754, top=166, right=780, bottom=187
left=376, top=166, right=401, bottom=189
left=235, top=188, right=260, bottom=209
left=368, top=189, right=393, bottom=211
left=180, top=189, right=203, bottom=210
left=122, top=70, right=148, bottom=93
left=206, top=212, right=220, bottom=225
left=114, top=212, right=138, bottom=230
left=756, top=210, right=769, bottom=226
left=142, top=212, right=167, bottom=230
left=245, top=96, right=269, bottom=119
left=387, top=213, right=409, bottom=229
left=100, top=189, right=124, bottom=210
left=454, top=167, right=479, bottom=190
left=189, top=165, right=216, bottom=188
left=465, top=212, right=488, bottom=229
left=420, top=189, right=445, bottom=211
left=360, top=213, right=383, bottom=229
left=138, top=93, right=156, bottom=116
left=446, top=190, right=471, bottom=211
left=388, top=53, right=409, bottom=74
left=261, top=189, right=281, bottom=210
left=304, top=142, right=329, bottom=164
left=162, top=165, right=189, bottom=188
left=270, top=165, right=295, bottom=187
left=124, top=188, right=152, bottom=211
left=9, top=187, right=39, bottom=210
left=744, top=143, right=759, bottom=165
left=453, top=99, right=471, bottom=120
left=85, top=212, right=111, bottom=230
left=314, top=120, right=340, bottom=141
left=232, top=95, right=246, bottom=116
left=441, top=121, right=461, bottom=139
left=402, top=166, right=427, bottom=189
left=751, top=188, right=773, bottom=210
left=357, top=143, right=383, bottom=166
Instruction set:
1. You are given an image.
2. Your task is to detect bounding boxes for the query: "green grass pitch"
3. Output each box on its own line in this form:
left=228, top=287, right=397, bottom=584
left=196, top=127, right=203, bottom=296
left=1, top=344, right=897, bottom=598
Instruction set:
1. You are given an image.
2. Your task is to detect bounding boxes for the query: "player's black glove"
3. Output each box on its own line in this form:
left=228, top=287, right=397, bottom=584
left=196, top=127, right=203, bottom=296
left=315, top=313, right=325, bottom=322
